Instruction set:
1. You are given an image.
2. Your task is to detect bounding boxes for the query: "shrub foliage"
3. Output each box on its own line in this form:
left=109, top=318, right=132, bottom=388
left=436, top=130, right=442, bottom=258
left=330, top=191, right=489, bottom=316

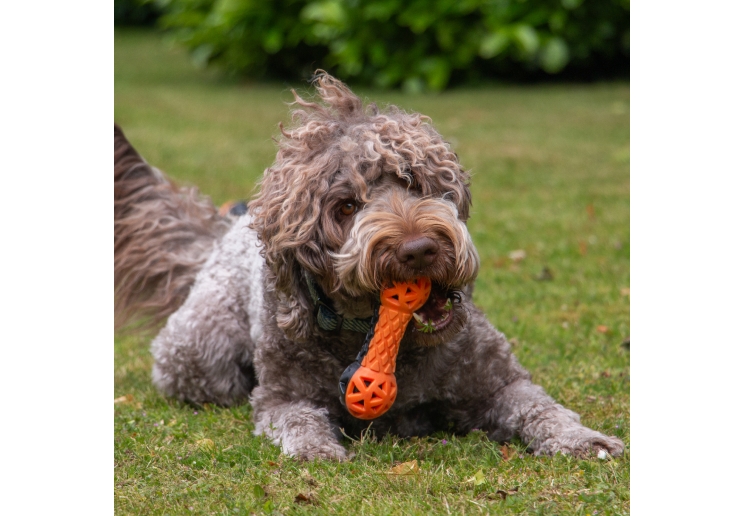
left=116, top=0, right=163, bottom=26
left=153, top=0, right=629, bottom=89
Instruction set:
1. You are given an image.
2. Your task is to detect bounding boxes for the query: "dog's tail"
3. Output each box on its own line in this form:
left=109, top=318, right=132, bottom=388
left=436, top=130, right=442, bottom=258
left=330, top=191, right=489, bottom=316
left=114, top=124, right=231, bottom=331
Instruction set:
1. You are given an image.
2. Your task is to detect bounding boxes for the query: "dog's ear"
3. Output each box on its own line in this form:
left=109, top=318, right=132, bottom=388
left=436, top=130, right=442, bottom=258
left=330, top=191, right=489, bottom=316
left=272, top=261, right=315, bottom=343
left=249, top=73, right=362, bottom=341
left=249, top=155, right=334, bottom=342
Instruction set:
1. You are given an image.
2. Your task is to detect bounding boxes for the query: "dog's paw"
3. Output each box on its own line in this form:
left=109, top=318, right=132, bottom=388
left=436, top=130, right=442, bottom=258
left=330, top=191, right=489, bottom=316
left=533, top=427, right=625, bottom=458
left=287, top=441, right=349, bottom=462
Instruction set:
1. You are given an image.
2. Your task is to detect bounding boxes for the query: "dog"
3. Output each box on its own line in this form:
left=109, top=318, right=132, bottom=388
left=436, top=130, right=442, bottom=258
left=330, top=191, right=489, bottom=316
left=114, top=72, right=624, bottom=461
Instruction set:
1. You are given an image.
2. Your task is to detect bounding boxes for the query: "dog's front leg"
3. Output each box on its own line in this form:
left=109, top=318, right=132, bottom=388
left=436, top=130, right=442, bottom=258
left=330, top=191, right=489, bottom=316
left=488, top=378, right=625, bottom=457
left=150, top=222, right=263, bottom=406
left=450, top=310, right=624, bottom=457
left=250, top=388, right=347, bottom=461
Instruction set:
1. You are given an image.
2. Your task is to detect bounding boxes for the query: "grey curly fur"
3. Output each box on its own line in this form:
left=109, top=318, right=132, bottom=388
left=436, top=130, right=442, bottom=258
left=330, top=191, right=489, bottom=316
left=114, top=72, right=624, bottom=460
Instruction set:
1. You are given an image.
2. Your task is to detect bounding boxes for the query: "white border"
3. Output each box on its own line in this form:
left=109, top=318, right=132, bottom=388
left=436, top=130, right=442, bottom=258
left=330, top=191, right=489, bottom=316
left=632, top=1, right=744, bottom=513
left=0, top=2, right=112, bottom=513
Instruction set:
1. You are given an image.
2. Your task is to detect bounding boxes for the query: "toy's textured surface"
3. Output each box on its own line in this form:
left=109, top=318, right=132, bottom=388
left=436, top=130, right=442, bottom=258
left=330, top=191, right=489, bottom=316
left=344, top=278, right=431, bottom=419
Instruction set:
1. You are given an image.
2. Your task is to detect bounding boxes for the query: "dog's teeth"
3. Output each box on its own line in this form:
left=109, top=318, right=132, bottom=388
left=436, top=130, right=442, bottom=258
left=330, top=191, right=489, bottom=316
left=412, top=313, right=425, bottom=324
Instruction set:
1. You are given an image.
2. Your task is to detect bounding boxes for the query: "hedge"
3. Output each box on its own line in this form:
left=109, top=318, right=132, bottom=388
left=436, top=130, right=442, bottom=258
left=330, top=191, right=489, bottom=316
left=149, top=0, right=629, bottom=90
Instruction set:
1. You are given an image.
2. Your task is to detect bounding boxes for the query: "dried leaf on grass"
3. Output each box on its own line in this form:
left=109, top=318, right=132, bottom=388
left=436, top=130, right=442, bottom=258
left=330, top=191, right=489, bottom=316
left=493, top=256, right=507, bottom=268
left=509, top=249, right=527, bottom=262
left=493, top=486, right=520, bottom=500
left=534, top=266, right=554, bottom=281
left=389, top=460, right=420, bottom=475
left=500, top=445, right=514, bottom=461
left=596, top=325, right=609, bottom=333
left=114, top=394, right=142, bottom=409
left=294, top=493, right=315, bottom=504
left=586, top=204, right=596, bottom=220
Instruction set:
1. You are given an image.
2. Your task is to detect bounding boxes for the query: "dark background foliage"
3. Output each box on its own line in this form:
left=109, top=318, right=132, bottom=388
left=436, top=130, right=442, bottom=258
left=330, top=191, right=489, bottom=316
left=114, top=0, right=163, bottom=27
left=116, top=0, right=629, bottom=90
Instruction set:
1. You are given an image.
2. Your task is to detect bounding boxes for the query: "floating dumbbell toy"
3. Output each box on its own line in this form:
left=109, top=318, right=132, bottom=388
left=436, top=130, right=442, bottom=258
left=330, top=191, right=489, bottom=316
left=338, top=278, right=431, bottom=419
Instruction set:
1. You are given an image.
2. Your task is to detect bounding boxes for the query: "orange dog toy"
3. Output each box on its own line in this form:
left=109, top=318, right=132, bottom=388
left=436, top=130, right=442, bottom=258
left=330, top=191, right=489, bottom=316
left=339, top=278, right=431, bottom=419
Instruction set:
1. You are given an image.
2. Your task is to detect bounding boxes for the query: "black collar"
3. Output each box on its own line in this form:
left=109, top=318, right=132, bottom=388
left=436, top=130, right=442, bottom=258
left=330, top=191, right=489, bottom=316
left=302, top=269, right=373, bottom=333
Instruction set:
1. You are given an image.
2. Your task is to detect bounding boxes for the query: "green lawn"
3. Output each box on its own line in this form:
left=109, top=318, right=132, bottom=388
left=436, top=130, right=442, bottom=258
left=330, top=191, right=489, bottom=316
left=115, top=29, right=629, bottom=515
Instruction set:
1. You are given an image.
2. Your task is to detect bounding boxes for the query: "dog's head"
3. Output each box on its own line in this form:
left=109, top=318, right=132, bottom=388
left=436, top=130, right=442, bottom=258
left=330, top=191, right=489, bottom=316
left=249, top=72, right=479, bottom=344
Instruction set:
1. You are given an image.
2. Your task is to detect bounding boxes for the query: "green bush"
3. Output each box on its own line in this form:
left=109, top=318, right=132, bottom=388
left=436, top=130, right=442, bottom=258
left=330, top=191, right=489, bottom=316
left=115, top=0, right=163, bottom=26
left=152, top=0, right=629, bottom=90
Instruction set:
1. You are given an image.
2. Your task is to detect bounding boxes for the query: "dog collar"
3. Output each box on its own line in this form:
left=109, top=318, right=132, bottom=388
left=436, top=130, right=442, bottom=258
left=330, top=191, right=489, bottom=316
left=302, top=269, right=373, bottom=333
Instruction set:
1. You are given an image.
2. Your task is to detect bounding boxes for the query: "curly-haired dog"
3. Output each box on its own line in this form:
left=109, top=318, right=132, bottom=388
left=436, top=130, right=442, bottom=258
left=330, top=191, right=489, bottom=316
left=114, top=73, right=624, bottom=460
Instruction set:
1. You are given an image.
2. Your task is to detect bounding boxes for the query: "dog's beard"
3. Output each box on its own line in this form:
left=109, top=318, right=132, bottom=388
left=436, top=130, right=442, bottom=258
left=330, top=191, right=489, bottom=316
left=331, top=190, right=479, bottom=342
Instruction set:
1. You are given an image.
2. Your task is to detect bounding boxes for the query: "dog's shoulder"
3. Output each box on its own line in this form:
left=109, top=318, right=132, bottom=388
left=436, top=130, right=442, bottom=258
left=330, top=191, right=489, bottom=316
left=193, top=214, right=266, bottom=341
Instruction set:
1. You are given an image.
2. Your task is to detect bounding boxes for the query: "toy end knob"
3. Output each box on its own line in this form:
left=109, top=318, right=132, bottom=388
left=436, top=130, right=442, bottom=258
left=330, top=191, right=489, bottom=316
left=344, top=365, right=397, bottom=420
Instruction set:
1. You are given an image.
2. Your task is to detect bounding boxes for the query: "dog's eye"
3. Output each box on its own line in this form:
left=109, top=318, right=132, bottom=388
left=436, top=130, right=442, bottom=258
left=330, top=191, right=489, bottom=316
left=339, top=201, right=357, bottom=216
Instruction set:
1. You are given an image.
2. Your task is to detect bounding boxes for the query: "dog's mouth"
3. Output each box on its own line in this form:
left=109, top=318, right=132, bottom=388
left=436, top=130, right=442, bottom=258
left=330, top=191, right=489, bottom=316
left=411, top=284, right=459, bottom=333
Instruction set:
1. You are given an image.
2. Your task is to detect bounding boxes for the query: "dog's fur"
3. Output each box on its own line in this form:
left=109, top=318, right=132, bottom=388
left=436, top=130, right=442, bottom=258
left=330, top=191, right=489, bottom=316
left=114, top=73, right=624, bottom=460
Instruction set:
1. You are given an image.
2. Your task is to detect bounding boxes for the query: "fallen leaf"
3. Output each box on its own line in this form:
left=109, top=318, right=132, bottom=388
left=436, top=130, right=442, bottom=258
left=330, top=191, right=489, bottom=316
left=253, top=485, right=266, bottom=499
left=493, top=257, right=507, bottom=268
left=596, top=325, right=609, bottom=333
left=466, top=469, right=486, bottom=486
left=586, top=204, right=596, bottom=220
left=601, top=370, right=611, bottom=378
left=500, top=445, right=513, bottom=461
left=620, top=287, right=630, bottom=297
left=114, top=394, right=141, bottom=408
left=534, top=266, right=554, bottom=281
left=390, top=460, right=420, bottom=475
left=493, top=486, right=519, bottom=500
left=508, top=249, right=526, bottom=262
left=294, top=493, right=314, bottom=504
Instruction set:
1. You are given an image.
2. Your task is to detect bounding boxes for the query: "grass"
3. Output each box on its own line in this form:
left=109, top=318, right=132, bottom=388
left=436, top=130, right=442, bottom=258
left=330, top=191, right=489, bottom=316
left=115, top=29, right=629, bottom=515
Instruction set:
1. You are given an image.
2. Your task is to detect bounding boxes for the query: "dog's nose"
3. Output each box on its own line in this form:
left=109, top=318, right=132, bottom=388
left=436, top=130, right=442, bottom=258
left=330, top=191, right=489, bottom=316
left=396, top=236, right=439, bottom=269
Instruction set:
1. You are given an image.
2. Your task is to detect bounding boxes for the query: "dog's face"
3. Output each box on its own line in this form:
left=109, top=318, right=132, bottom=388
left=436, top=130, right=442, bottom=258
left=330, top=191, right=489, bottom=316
left=250, top=73, right=479, bottom=344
